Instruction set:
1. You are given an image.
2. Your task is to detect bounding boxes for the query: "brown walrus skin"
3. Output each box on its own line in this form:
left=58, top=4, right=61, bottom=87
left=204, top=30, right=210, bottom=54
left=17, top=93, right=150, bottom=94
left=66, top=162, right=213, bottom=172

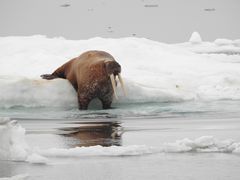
left=41, top=50, right=121, bottom=110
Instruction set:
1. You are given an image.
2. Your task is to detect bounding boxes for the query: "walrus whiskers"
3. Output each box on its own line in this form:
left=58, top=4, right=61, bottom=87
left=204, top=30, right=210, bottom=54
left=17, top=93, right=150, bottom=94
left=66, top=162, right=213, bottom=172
left=110, top=74, right=118, bottom=100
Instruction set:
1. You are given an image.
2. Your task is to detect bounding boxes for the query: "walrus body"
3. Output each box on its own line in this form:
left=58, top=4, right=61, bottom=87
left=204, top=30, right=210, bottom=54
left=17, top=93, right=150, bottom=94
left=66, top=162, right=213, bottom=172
left=41, top=50, right=124, bottom=110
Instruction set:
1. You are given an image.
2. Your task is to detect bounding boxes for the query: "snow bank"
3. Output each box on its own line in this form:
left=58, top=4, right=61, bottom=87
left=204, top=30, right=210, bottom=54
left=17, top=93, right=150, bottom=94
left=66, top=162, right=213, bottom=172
left=0, top=117, right=48, bottom=164
left=189, top=32, right=202, bottom=44
left=0, top=174, right=29, bottom=180
left=233, top=39, right=240, bottom=47
left=180, top=36, right=240, bottom=55
left=214, top=39, right=233, bottom=46
left=0, top=35, right=240, bottom=108
left=38, top=136, right=240, bottom=158
left=0, top=77, right=77, bottom=108
left=162, top=136, right=240, bottom=153
left=39, top=145, right=155, bottom=157
left=0, top=117, right=29, bottom=161
left=26, top=153, right=49, bottom=164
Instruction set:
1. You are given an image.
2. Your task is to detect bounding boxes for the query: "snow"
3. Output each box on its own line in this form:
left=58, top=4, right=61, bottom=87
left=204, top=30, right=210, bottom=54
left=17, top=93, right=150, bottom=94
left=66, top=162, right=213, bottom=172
left=0, top=174, right=29, bottom=180
left=0, top=34, right=240, bottom=108
left=39, top=136, right=240, bottom=157
left=26, top=153, right=49, bottom=164
left=189, top=32, right=202, bottom=44
left=162, top=136, right=240, bottom=153
left=233, top=39, right=240, bottom=47
left=214, top=38, right=233, bottom=46
left=0, top=117, right=48, bottom=164
left=39, top=145, right=155, bottom=157
left=0, top=117, right=29, bottom=161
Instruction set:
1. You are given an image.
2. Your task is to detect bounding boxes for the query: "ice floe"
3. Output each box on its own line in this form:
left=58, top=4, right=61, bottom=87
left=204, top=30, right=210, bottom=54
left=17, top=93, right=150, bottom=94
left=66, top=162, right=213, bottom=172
left=0, top=34, right=240, bottom=108
left=0, top=174, right=29, bottom=180
left=0, top=117, right=48, bottom=164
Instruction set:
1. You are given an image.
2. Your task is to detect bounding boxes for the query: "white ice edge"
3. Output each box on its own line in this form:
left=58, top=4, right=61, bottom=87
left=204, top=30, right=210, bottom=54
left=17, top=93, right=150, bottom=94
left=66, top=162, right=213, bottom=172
left=0, top=33, right=240, bottom=108
left=0, top=118, right=48, bottom=164
left=38, top=136, right=240, bottom=158
left=0, top=174, right=29, bottom=180
left=1, top=118, right=240, bottom=164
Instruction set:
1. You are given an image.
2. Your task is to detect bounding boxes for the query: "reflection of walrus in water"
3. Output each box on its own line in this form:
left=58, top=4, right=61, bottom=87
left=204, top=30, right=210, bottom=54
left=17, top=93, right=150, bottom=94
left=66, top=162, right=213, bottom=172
left=62, top=121, right=122, bottom=147
left=41, top=50, right=126, bottom=110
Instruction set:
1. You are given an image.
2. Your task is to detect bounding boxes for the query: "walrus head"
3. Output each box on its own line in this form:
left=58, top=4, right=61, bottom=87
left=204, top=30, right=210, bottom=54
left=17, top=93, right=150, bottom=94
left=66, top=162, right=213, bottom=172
left=104, top=60, right=121, bottom=75
left=104, top=60, right=126, bottom=99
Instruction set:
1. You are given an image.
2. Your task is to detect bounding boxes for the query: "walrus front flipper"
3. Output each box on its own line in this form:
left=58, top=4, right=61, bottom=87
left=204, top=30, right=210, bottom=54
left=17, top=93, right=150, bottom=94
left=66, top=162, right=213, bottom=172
left=40, top=74, right=58, bottom=80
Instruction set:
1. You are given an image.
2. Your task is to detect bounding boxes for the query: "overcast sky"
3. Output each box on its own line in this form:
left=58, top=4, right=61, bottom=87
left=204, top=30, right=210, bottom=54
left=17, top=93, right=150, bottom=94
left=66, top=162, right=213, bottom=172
left=0, top=0, right=239, bottom=43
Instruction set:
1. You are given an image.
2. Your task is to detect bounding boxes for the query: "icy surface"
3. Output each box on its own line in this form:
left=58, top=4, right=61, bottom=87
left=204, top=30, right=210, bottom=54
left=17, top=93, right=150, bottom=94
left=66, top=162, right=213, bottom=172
left=189, top=32, right=202, bottom=44
left=0, top=34, right=240, bottom=180
left=0, top=174, right=29, bottom=180
left=26, top=153, right=49, bottom=164
left=0, top=35, right=240, bottom=108
left=214, top=38, right=234, bottom=46
left=39, top=136, right=240, bottom=158
left=162, top=136, right=240, bottom=153
left=0, top=117, right=29, bottom=161
left=1, top=117, right=240, bottom=179
left=39, top=145, right=155, bottom=157
left=0, top=118, right=47, bottom=164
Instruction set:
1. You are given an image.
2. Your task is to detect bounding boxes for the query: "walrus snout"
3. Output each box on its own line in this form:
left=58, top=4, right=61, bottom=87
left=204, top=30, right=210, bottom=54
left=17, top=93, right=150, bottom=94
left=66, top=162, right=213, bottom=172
left=105, top=61, right=121, bottom=76
left=105, top=61, right=126, bottom=99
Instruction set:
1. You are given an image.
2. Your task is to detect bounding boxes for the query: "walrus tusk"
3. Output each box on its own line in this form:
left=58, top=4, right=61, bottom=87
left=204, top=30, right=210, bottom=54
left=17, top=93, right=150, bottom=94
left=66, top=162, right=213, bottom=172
left=110, top=74, right=118, bottom=100
left=117, top=73, right=127, bottom=96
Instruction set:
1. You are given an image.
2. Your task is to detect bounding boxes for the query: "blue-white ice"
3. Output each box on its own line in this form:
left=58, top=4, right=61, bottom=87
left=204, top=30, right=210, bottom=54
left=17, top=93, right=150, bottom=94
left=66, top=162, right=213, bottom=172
left=0, top=33, right=240, bottom=119
left=0, top=34, right=240, bottom=107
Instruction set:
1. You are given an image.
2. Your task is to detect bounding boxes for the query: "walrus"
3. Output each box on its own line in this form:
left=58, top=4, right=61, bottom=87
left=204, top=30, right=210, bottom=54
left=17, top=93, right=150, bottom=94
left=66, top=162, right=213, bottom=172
left=41, top=50, right=126, bottom=110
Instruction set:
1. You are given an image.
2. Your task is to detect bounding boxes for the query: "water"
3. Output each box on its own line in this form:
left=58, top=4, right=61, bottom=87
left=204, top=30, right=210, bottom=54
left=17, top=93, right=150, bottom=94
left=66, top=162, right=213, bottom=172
left=1, top=105, right=240, bottom=179
left=1, top=100, right=239, bottom=120
left=1, top=100, right=240, bottom=179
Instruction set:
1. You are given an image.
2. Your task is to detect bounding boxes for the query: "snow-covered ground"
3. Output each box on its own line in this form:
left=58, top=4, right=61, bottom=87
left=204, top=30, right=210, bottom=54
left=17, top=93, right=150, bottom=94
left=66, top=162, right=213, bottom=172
left=1, top=33, right=240, bottom=179
left=0, top=33, right=240, bottom=109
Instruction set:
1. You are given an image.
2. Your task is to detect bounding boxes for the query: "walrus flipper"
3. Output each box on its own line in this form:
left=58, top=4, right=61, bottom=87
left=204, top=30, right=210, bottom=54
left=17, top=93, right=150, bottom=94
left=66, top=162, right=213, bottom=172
left=41, top=63, right=67, bottom=80
left=40, top=74, right=58, bottom=80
